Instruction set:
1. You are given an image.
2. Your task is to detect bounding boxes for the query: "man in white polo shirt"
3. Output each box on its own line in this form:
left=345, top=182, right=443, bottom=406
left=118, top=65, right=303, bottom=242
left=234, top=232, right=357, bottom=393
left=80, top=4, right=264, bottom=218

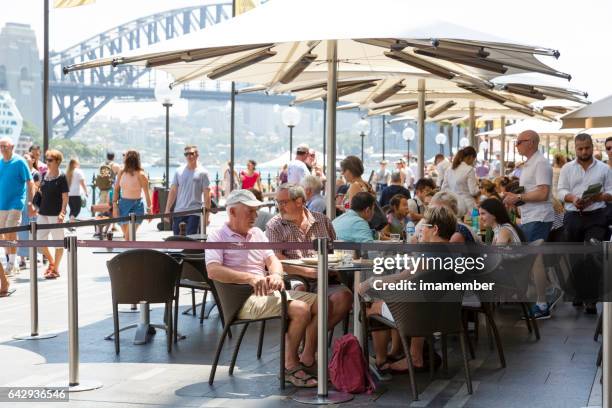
left=504, top=130, right=554, bottom=241
left=503, top=130, right=555, bottom=319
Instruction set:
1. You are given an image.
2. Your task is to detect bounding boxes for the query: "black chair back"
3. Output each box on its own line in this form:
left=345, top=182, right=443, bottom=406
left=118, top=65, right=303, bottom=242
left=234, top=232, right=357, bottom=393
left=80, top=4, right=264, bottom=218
left=106, top=249, right=181, bottom=304
left=214, top=282, right=254, bottom=323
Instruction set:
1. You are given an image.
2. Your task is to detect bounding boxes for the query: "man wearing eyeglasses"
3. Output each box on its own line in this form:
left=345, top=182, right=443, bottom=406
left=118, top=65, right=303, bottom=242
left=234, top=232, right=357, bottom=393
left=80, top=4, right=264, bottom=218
left=503, top=130, right=556, bottom=319
left=0, top=137, right=35, bottom=296
left=503, top=130, right=554, bottom=241
left=266, top=184, right=353, bottom=371
left=164, top=145, right=211, bottom=235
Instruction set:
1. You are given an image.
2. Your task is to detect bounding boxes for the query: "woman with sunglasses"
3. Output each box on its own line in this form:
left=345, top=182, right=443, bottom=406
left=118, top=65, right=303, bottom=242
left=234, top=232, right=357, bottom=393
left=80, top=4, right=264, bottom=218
left=112, top=150, right=152, bottom=241
left=360, top=206, right=457, bottom=378
left=37, top=149, right=69, bottom=279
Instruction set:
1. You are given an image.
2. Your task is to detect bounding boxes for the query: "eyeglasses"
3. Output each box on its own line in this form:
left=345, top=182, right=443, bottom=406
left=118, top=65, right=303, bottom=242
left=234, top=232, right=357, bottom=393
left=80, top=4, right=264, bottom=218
left=421, top=223, right=433, bottom=229
left=184, top=152, right=196, bottom=157
left=45, top=158, right=55, bottom=162
left=275, top=199, right=295, bottom=207
left=515, top=139, right=530, bottom=146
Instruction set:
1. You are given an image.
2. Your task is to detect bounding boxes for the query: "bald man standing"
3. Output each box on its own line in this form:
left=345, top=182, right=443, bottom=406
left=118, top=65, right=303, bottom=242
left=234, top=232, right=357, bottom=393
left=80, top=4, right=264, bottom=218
left=504, top=130, right=554, bottom=241
left=503, top=130, right=555, bottom=319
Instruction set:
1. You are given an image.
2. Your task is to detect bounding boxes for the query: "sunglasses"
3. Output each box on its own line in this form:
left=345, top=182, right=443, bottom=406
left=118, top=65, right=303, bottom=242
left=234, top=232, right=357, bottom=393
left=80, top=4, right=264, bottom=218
left=421, top=223, right=433, bottom=229
left=606, top=145, right=612, bottom=151
left=184, top=152, right=196, bottom=157
left=515, top=139, right=530, bottom=146
left=0, top=145, right=10, bottom=150
left=45, top=157, right=55, bottom=162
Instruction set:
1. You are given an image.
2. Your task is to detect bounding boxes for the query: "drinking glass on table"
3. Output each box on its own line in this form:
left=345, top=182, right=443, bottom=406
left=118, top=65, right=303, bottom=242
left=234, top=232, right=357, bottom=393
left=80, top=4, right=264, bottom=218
left=390, top=233, right=401, bottom=242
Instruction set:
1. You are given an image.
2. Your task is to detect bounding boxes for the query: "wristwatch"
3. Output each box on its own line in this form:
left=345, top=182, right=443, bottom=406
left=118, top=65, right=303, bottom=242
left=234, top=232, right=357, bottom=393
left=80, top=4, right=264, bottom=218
left=517, top=194, right=523, bottom=202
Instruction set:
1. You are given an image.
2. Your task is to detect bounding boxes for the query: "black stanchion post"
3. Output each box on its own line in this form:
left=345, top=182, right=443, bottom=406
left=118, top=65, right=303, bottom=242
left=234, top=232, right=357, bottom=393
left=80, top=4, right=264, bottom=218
left=90, top=175, right=96, bottom=213
left=14, top=221, right=57, bottom=341
left=47, top=236, right=102, bottom=392
left=267, top=173, right=272, bottom=193
left=200, top=206, right=207, bottom=235
left=215, top=172, right=220, bottom=201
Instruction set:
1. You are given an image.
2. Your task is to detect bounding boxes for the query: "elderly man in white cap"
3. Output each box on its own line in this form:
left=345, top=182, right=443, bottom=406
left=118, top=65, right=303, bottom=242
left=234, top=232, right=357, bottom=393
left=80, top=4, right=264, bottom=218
left=205, top=189, right=318, bottom=388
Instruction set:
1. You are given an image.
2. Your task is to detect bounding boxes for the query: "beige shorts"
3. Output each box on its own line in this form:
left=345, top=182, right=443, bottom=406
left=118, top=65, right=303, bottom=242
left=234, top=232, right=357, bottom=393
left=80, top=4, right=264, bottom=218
left=238, top=290, right=317, bottom=320
left=37, top=215, right=65, bottom=241
left=0, top=210, right=22, bottom=230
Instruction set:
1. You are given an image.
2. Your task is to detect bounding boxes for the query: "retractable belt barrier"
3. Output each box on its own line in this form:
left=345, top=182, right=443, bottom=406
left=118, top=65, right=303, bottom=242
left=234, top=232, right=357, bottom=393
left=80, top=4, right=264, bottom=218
left=0, top=202, right=276, bottom=235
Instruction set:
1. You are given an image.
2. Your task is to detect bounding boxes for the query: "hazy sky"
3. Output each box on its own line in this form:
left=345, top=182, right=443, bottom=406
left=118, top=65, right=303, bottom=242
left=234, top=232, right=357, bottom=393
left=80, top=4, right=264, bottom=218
left=1, top=0, right=611, bottom=119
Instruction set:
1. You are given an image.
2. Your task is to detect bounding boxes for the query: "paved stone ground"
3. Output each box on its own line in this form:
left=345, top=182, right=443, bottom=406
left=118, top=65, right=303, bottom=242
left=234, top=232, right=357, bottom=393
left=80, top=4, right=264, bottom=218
left=0, top=214, right=603, bottom=407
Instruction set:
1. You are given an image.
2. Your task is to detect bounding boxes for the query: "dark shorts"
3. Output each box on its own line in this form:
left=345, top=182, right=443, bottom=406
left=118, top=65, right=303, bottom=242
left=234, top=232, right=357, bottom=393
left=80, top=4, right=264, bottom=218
left=118, top=198, right=144, bottom=225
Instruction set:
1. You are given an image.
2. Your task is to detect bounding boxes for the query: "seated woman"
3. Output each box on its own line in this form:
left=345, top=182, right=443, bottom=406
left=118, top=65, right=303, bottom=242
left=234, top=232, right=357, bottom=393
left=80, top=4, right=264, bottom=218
left=411, top=191, right=479, bottom=243
left=380, top=194, right=410, bottom=240
left=359, top=206, right=458, bottom=375
left=479, top=198, right=525, bottom=244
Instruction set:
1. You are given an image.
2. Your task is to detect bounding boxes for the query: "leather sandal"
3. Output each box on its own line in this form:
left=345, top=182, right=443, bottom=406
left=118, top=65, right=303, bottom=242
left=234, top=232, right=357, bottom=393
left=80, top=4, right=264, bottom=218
left=284, top=365, right=317, bottom=388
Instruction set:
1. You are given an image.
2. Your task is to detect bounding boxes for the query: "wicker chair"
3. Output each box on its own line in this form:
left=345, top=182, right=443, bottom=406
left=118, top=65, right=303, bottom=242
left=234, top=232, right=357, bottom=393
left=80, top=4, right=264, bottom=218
left=208, top=282, right=288, bottom=388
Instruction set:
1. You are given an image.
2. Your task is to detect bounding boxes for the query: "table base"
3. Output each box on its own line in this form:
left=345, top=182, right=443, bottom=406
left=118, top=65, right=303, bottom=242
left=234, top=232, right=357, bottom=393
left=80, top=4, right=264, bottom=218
left=291, top=390, right=354, bottom=405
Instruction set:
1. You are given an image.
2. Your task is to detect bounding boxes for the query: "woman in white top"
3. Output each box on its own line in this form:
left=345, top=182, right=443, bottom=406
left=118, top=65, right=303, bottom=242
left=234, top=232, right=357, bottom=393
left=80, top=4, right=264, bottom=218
left=479, top=198, right=525, bottom=244
left=66, top=158, right=88, bottom=222
left=441, top=146, right=479, bottom=215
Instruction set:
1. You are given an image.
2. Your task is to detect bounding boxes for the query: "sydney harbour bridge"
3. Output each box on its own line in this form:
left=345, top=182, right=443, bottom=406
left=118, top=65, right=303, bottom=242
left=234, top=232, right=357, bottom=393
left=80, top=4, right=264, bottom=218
left=50, top=2, right=294, bottom=139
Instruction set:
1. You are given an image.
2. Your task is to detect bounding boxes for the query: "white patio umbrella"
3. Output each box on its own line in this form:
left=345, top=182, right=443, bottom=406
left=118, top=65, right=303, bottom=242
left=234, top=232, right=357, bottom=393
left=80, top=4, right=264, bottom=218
left=64, top=0, right=574, bottom=222
left=562, top=95, right=612, bottom=129
left=62, top=1, right=583, bottom=402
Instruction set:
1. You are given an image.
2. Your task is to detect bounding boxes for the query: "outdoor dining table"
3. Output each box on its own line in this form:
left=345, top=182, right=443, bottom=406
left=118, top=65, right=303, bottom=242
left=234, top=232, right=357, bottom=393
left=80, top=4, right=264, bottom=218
left=93, top=248, right=186, bottom=345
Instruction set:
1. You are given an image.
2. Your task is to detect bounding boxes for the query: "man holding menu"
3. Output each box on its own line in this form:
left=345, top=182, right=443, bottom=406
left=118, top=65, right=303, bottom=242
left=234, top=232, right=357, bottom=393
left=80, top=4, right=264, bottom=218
left=557, top=133, right=612, bottom=313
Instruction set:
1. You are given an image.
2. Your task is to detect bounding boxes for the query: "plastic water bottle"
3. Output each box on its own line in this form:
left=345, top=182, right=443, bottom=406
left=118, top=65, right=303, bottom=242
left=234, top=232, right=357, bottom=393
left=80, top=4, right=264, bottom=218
left=405, top=217, right=416, bottom=242
left=471, top=207, right=480, bottom=233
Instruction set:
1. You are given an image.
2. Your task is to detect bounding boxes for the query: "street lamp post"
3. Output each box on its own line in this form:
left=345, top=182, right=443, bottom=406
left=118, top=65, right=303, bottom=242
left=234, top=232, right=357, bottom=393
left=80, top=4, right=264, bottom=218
left=402, top=127, right=415, bottom=161
left=282, top=106, right=301, bottom=157
left=356, top=119, right=370, bottom=163
left=154, top=78, right=181, bottom=190
left=435, top=133, right=447, bottom=155
left=459, top=137, right=470, bottom=149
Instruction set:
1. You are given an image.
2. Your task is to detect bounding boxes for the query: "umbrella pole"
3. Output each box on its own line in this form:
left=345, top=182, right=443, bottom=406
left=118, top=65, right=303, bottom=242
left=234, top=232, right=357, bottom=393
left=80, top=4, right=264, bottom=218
left=293, top=37, right=353, bottom=407
left=324, top=40, right=338, bottom=222
left=446, top=124, right=453, bottom=157
left=230, top=83, right=236, bottom=192
left=468, top=101, right=476, bottom=147
left=546, top=135, right=551, bottom=160
left=382, top=115, right=386, bottom=160
left=500, top=116, right=506, bottom=175
left=322, top=100, right=326, bottom=174
left=417, top=79, right=426, bottom=179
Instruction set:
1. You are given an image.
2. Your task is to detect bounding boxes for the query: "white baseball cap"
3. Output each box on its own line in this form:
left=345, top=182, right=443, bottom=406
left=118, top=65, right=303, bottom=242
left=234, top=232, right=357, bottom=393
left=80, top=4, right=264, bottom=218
left=225, top=189, right=264, bottom=207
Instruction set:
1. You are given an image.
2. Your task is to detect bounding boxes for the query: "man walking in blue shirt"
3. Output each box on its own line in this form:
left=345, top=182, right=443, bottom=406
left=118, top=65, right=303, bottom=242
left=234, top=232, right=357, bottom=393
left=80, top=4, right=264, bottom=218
left=0, top=137, right=35, bottom=296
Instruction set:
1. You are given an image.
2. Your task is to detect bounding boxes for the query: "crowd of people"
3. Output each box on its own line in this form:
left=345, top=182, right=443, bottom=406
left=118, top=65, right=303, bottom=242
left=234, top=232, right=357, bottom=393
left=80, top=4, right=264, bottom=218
left=1, top=129, right=611, bottom=389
